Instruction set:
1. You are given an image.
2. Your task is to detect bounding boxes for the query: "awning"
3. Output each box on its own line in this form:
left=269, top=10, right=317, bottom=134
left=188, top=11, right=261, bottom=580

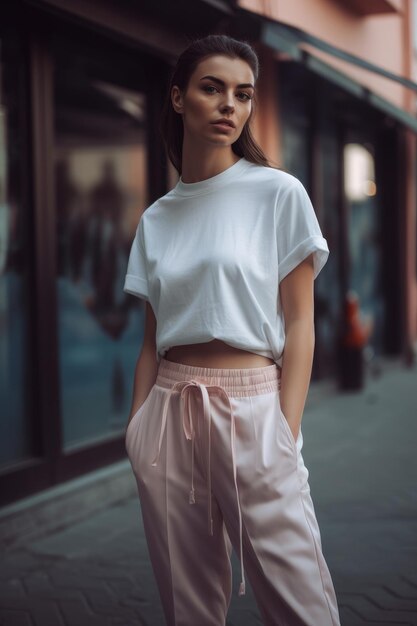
left=233, top=7, right=417, bottom=134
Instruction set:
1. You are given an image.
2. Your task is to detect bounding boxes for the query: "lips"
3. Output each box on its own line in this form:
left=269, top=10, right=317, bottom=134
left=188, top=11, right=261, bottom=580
left=212, top=119, right=235, bottom=128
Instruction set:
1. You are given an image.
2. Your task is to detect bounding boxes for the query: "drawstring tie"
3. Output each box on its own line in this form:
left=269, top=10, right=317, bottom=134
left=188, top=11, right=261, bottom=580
left=150, top=378, right=246, bottom=596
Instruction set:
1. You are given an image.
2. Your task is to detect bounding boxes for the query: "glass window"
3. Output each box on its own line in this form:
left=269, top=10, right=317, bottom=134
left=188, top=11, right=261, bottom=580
left=0, top=28, right=33, bottom=466
left=343, top=140, right=384, bottom=355
left=53, top=37, right=149, bottom=449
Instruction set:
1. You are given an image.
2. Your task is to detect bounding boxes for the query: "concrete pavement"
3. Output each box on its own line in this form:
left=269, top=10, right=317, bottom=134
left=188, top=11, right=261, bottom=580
left=1, top=356, right=417, bottom=625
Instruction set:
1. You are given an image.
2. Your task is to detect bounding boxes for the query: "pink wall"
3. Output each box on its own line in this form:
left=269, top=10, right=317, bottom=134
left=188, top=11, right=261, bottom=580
left=239, top=0, right=411, bottom=110
left=251, top=44, right=282, bottom=168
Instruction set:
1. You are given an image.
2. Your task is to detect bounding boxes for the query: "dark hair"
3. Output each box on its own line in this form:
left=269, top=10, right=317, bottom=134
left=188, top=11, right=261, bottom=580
left=159, top=34, right=277, bottom=176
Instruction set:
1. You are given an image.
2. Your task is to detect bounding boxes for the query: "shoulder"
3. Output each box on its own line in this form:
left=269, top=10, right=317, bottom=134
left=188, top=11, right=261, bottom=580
left=240, top=163, right=313, bottom=223
left=136, top=190, right=176, bottom=228
left=242, top=161, right=305, bottom=198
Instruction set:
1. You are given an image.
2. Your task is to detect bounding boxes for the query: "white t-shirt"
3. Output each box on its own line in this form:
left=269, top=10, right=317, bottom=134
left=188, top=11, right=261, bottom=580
left=124, top=157, right=329, bottom=368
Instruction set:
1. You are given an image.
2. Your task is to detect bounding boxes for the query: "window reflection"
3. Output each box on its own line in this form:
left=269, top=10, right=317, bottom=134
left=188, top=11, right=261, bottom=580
left=344, top=141, right=384, bottom=356
left=344, top=143, right=377, bottom=202
left=54, top=42, right=148, bottom=448
left=0, top=29, right=32, bottom=467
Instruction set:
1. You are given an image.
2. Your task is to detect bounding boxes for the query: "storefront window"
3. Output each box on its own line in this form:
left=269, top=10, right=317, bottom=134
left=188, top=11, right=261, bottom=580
left=413, top=0, right=417, bottom=278
left=343, top=140, right=384, bottom=355
left=53, top=39, right=148, bottom=449
left=0, top=29, right=32, bottom=466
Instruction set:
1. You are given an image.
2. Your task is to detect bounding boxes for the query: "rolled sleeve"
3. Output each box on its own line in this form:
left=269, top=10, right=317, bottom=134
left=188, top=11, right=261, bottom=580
left=277, top=179, right=329, bottom=284
left=123, top=217, right=150, bottom=302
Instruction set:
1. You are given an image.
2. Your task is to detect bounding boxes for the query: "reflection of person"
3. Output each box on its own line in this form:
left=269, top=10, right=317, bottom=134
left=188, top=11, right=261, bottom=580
left=88, top=159, right=125, bottom=310
left=55, top=159, right=85, bottom=280
left=0, top=170, right=20, bottom=277
left=0, top=181, right=9, bottom=276
left=124, top=35, right=341, bottom=626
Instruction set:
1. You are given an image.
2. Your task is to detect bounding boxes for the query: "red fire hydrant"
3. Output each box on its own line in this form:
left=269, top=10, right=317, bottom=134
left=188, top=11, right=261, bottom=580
left=337, top=291, right=373, bottom=390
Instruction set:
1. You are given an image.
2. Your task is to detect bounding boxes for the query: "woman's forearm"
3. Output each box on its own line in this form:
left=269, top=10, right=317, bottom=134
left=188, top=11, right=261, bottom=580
left=280, top=320, right=315, bottom=442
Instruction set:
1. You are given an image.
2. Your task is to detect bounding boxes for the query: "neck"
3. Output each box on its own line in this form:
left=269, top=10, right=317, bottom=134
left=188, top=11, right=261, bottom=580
left=180, top=142, right=240, bottom=183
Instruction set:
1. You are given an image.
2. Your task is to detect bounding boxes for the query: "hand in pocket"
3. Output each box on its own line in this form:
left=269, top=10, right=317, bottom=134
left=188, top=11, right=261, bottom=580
left=125, top=384, right=155, bottom=440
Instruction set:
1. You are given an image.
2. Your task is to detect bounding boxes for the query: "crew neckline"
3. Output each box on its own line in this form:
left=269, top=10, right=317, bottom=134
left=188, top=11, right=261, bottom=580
left=173, top=157, right=251, bottom=197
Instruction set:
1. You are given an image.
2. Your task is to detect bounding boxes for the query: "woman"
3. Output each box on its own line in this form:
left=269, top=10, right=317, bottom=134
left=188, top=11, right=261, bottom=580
left=124, top=34, right=341, bottom=626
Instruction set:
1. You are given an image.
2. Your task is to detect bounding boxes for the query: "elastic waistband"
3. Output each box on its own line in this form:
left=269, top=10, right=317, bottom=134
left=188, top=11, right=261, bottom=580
left=156, top=357, right=281, bottom=397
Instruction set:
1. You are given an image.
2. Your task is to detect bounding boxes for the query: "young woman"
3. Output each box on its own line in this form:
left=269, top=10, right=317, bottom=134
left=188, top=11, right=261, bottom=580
left=124, top=34, right=341, bottom=626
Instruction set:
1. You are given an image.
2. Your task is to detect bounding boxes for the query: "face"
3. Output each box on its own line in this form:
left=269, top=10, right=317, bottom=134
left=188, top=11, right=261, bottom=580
left=171, top=54, right=255, bottom=146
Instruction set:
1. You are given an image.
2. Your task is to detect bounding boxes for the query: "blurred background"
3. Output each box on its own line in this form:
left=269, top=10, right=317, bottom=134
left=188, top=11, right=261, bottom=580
left=1, top=1, right=417, bottom=624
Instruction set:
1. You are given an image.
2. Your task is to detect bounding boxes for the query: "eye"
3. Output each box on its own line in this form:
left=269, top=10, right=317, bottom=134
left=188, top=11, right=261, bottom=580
left=202, top=85, right=253, bottom=101
left=202, top=85, right=218, bottom=94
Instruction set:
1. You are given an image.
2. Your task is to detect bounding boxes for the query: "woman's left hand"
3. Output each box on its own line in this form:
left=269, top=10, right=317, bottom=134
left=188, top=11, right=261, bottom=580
left=291, top=426, right=300, bottom=444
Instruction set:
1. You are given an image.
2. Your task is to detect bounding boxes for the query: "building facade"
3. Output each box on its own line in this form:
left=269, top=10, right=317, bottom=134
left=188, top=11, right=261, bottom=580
left=1, top=0, right=416, bottom=507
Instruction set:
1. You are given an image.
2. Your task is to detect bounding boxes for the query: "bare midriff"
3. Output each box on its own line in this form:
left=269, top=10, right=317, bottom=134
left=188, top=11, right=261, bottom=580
left=164, top=339, right=276, bottom=369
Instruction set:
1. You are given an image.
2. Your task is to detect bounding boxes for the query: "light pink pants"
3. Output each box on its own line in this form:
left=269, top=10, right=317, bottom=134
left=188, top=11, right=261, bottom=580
left=125, top=357, right=341, bottom=626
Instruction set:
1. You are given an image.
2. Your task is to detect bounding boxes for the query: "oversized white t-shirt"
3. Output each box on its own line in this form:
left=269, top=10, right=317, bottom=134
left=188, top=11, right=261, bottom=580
left=124, top=157, right=329, bottom=368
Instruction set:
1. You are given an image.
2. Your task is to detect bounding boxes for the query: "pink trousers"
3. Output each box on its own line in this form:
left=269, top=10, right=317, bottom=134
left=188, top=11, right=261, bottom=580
left=125, top=357, right=341, bottom=626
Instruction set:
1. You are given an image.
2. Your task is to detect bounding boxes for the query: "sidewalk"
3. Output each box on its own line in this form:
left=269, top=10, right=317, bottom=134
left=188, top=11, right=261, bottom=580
left=1, top=356, right=417, bottom=625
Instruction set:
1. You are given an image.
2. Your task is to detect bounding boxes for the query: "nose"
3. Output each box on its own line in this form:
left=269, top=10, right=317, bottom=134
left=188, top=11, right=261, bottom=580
left=220, top=90, right=235, bottom=112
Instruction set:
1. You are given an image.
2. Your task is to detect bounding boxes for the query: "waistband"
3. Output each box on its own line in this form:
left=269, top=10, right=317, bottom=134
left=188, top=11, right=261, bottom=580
left=156, top=357, right=281, bottom=396
left=152, top=357, right=282, bottom=598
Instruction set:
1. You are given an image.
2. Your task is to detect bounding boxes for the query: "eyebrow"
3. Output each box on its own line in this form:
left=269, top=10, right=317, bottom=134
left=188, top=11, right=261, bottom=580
left=199, top=75, right=255, bottom=90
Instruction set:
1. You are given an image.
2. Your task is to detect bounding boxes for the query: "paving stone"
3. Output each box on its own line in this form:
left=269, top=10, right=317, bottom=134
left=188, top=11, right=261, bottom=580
left=338, top=592, right=417, bottom=624
left=364, top=587, right=417, bottom=612
left=0, top=579, right=26, bottom=602
left=0, top=612, right=33, bottom=626
left=58, top=598, right=108, bottom=626
left=338, top=604, right=395, bottom=625
left=29, top=599, right=66, bottom=626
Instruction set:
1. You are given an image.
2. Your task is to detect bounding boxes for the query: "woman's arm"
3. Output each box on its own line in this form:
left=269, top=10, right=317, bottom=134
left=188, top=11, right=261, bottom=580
left=279, top=253, right=316, bottom=443
left=126, top=301, right=159, bottom=428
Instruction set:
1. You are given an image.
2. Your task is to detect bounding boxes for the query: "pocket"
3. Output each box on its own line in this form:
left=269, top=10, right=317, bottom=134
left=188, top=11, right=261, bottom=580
left=279, top=407, right=310, bottom=491
left=125, top=384, right=155, bottom=451
left=278, top=406, right=298, bottom=454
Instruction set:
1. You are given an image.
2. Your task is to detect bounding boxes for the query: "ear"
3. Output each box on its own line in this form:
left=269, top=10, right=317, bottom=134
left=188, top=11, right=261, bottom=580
left=171, top=85, right=184, bottom=114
